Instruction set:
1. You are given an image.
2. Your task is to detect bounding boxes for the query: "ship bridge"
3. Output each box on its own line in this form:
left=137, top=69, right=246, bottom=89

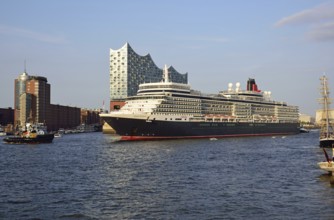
left=138, top=82, right=191, bottom=95
left=137, top=64, right=191, bottom=95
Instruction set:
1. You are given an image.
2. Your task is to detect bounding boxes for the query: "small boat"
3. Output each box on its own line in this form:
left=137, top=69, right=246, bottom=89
left=0, top=127, right=6, bottom=136
left=317, top=75, right=334, bottom=174
left=54, top=133, right=62, bottom=138
left=3, top=123, right=54, bottom=144
left=299, top=127, right=309, bottom=133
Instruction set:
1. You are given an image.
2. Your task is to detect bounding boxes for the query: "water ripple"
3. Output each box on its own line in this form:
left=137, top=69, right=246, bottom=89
left=1, top=132, right=334, bottom=219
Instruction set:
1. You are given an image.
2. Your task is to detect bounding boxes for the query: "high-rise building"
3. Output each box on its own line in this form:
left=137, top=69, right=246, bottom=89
left=26, top=76, right=50, bottom=124
left=14, top=72, right=50, bottom=127
left=109, top=43, right=188, bottom=110
left=14, top=72, right=29, bottom=125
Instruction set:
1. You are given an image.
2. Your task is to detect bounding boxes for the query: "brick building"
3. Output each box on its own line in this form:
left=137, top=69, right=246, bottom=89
left=81, top=109, right=101, bottom=125
left=0, top=107, right=14, bottom=126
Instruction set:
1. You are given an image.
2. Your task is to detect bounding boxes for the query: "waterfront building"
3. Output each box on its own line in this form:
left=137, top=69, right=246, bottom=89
left=15, top=72, right=51, bottom=127
left=26, top=76, right=50, bottom=124
left=47, top=104, right=80, bottom=131
left=299, top=113, right=315, bottom=124
left=299, top=113, right=316, bottom=128
left=81, top=109, right=101, bottom=125
left=14, top=71, right=80, bottom=131
left=14, top=72, right=29, bottom=125
left=0, top=107, right=14, bottom=126
left=109, top=43, right=188, bottom=110
left=316, top=109, right=334, bottom=125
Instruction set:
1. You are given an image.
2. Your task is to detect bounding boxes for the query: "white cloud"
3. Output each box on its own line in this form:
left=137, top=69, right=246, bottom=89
left=0, top=24, right=67, bottom=44
left=308, top=21, right=334, bottom=42
left=275, top=2, right=334, bottom=42
left=275, top=2, right=334, bottom=27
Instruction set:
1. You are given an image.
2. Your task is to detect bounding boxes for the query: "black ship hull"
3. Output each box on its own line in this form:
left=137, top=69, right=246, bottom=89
left=104, top=117, right=300, bottom=141
left=320, top=138, right=334, bottom=148
left=3, top=134, right=54, bottom=144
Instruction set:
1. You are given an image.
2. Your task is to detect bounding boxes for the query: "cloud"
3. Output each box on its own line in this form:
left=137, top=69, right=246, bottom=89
left=308, top=21, right=334, bottom=42
left=274, top=2, right=334, bottom=42
left=0, top=24, right=67, bottom=44
left=275, top=2, right=334, bottom=27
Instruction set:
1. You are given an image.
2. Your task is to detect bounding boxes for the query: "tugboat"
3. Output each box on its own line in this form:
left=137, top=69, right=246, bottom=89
left=3, top=123, right=54, bottom=144
left=317, top=75, right=334, bottom=174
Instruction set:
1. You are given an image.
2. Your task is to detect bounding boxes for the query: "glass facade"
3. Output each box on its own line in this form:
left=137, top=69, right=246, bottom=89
left=19, top=93, right=31, bottom=127
left=109, top=43, right=188, bottom=100
left=14, top=73, right=29, bottom=110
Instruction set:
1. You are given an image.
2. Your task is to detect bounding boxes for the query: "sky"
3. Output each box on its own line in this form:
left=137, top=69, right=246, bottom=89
left=1, top=0, right=334, bottom=116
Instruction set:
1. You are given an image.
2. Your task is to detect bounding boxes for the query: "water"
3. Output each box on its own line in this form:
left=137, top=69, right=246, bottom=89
left=1, top=131, right=334, bottom=219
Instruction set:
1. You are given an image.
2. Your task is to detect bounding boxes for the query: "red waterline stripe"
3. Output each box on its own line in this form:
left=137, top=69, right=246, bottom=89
left=120, top=132, right=297, bottom=141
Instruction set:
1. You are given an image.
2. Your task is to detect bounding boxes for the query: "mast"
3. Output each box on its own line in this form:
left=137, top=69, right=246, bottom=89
left=319, top=75, right=333, bottom=139
left=318, top=75, right=334, bottom=173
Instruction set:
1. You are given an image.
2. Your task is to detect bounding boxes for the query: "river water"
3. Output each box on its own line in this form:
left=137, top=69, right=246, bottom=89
left=0, top=131, right=333, bottom=219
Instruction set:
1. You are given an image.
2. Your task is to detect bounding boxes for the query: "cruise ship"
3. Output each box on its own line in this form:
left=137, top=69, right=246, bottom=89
left=100, top=66, right=299, bottom=141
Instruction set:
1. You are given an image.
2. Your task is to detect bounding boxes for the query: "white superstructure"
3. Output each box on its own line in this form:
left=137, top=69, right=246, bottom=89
left=105, top=66, right=299, bottom=124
